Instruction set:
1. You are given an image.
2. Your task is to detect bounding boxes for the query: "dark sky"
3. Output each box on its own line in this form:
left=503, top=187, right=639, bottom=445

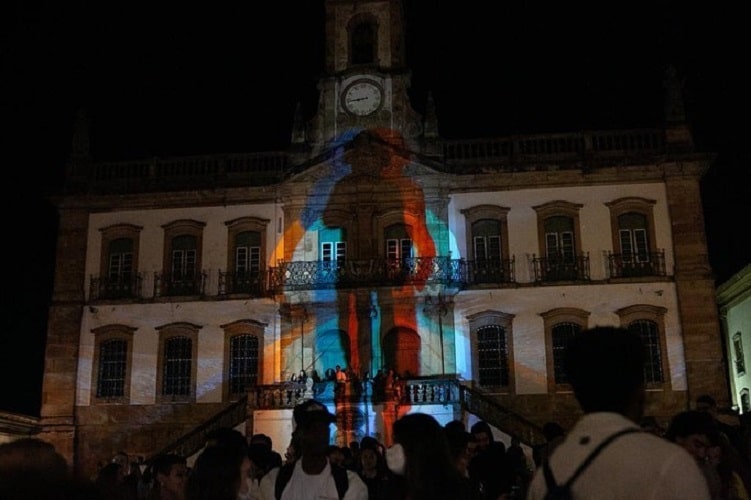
left=1, top=1, right=746, bottom=416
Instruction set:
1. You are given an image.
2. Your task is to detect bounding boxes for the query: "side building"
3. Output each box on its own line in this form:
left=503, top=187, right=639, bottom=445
left=37, top=0, right=727, bottom=476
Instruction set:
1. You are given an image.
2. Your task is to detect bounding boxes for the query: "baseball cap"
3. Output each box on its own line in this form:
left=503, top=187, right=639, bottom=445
left=293, top=399, right=336, bottom=428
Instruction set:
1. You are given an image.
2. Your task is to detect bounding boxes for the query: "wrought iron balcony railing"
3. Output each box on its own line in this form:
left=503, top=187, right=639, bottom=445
left=607, top=251, right=666, bottom=278
left=532, top=254, right=590, bottom=283
left=465, top=258, right=515, bottom=285
left=218, top=270, right=266, bottom=296
left=154, top=272, right=207, bottom=297
left=268, top=257, right=468, bottom=291
left=90, top=274, right=143, bottom=300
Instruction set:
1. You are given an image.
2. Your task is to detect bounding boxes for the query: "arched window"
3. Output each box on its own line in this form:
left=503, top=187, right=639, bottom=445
left=351, top=22, right=376, bottom=65
left=156, top=322, right=200, bottom=402
left=627, top=319, right=663, bottom=383
left=468, top=310, right=514, bottom=392
left=91, top=324, right=135, bottom=404
left=228, top=334, right=259, bottom=395
left=541, top=307, right=589, bottom=392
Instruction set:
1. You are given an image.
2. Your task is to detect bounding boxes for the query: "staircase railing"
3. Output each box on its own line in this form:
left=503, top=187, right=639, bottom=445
left=458, top=384, right=546, bottom=447
left=145, top=395, right=249, bottom=465
left=143, top=380, right=547, bottom=466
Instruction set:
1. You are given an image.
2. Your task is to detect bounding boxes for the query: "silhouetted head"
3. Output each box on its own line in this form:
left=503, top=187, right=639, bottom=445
left=564, top=326, right=645, bottom=415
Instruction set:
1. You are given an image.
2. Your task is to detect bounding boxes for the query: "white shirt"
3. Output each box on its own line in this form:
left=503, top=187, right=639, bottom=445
left=259, top=460, right=368, bottom=500
left=527, top=412, right=711, bottom=500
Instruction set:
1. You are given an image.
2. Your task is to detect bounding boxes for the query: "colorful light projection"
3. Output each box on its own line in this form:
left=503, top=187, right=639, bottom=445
left=272, top=127, right=458, bottom=386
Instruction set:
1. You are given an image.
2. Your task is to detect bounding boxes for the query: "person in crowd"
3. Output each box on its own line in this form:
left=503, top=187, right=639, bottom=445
left=0, top=438, right=99, bottom=499
left=111, top=450, right=140, bottom=500
left=186, top=444, right=247, bottom=500
left=707, top=431, right=751, bottom=500
left=527, top=326, right=711, bottom=499
left=380, top=412, right=474, bottom=500
left=505, top=436, right=532, bottom=499
left=696, top=394, right=746, bottom=458
left=249, top=434, right=283, bottom=470
left=95, top=462, right=132, bottom=500
left=444, top=425, right=483, bottom=500
left=356, top=436, right=392, bottom=500
left=639, top=415, right=666, bottom=437
left=327, top=444, right=346, bottom=467
left=146, top=453, right=188, bottom=500
left=532, top=421, right=565, bottom=469
left=259, top=399, right=367, bottom=499
left=666, top=409, right=726, bottom=499
left=468, top=419, right=511, bottom=499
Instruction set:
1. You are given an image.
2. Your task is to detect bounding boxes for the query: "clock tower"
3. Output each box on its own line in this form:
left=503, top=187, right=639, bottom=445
left=296, top=0, right=425, bottom=153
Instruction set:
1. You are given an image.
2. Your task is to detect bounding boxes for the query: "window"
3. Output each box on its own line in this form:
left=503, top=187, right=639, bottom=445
left=224, top=217, right=270, bottom=295
left=156, top=323, right=200, bottom=402
left=462, top=205, right=512, bottom=284
left=733, top=333, right=746, bottom=375
left=533, top=201, right=584, bottom=282
left=628, top=320, right=664, bottom=383
left=161, top=220, right=205, bottom=296
left=468, top=311, right=515, bottom=392
left=606, top=197, right=661, bottom=278
left=617, top=304, right=670, bottom=390
left=541, top=308, right=589, bottom=392
left=222, top=319, right=265, bottom=400
left=97, top=224, right=142, bottom=299
left=741, top=389, right=750, bottom=413
left=349, top=18, right=377, bottom=65
left=91, top=324, right=135, bottom=403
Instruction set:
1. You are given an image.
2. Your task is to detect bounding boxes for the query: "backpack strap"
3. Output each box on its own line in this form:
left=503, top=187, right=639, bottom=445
left=544, top=427, right=641, bottom=494
left=331, top=464, right=349, bottom=500
left=274, top=463, right=295, bottom=500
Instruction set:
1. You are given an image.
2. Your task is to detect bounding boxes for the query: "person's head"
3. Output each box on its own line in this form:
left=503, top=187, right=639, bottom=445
left=696, top=394, right=719, bottom=416
left=665, top=410, right=718, bottom=464
left=205, top=427, right=247, bottom=452
left=444, top=419, right=466, bottom=435
left=249, top=433, right=272, bottom=451
left=639, top=416, right=664, bottom=436
left=445, top=428, right=473, bottom=476
left=292, top=399, right=336, bottom=457
left=470, top=420, right=494, bottom=452
left=187, top=444, right=246, bottom=500
left=112, top=451, right=131, bottom=475
left=327, top=445, right=345, bottom=467
left=390, top=413, right=464, bottom=500
left=564, top=326, right=645, bottom=417
left=151, top=453, right=188, bottom=499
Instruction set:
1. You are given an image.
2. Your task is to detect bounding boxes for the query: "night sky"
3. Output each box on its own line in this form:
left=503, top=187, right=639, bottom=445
left=1, top=1, right=745, bottom=416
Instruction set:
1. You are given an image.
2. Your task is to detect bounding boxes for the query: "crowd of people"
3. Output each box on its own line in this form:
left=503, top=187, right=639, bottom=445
left=3, top=326, right=751, bottom=499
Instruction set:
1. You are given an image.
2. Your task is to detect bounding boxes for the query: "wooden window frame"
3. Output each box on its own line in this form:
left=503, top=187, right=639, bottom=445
left=222, top=319, right=266, bottom=401
left=467, top=310, right=515, bottom=394
left=541, top=307, right=589, bottom=392
left=91, top=324, right=136, bottom=404
left=155, top=322, right=200, bottom=403
left=616, top=304, right=671, bottom=391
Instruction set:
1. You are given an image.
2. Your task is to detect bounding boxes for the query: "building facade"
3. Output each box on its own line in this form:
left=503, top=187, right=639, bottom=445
left=718, top=264, right=751, bottom=416
left=38, top=0, right=727, bottom=475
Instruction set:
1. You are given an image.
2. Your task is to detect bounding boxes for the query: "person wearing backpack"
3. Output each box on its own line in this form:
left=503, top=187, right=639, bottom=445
left=258, top=399, right=368, bottom=500
left=526, top=326, right=711, bottom=500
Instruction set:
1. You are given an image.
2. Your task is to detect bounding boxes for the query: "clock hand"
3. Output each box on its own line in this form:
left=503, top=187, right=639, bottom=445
left=347, top=97, right=369, bottom=102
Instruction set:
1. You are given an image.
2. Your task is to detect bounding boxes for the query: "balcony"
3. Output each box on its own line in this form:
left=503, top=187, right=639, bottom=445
left=268, top=257, right=468, bottom=291
left=466, top=258, right=515, bottom=285
left=218, top=271, right=266, bottom=296
left=89, top=274, right=143, bottom=300
left=154, top=272, right=207, bottom=297
left=607, top=251, right=666, bottom=278
left=532, top=254, right=590, bottom=283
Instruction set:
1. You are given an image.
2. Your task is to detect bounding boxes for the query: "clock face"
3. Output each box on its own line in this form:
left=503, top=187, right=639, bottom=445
left=343, top=81, right=382, bottom=116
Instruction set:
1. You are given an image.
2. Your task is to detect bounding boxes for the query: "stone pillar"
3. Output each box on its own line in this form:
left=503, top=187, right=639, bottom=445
left=38, top=207, right=88, bottom=470
left=664, top=168, right=729, bottom=407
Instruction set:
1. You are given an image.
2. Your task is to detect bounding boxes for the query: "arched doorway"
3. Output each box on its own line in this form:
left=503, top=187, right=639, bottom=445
left=382, top=327, right=420, bottom=377
left=315, top=329, right=350, bottom=378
